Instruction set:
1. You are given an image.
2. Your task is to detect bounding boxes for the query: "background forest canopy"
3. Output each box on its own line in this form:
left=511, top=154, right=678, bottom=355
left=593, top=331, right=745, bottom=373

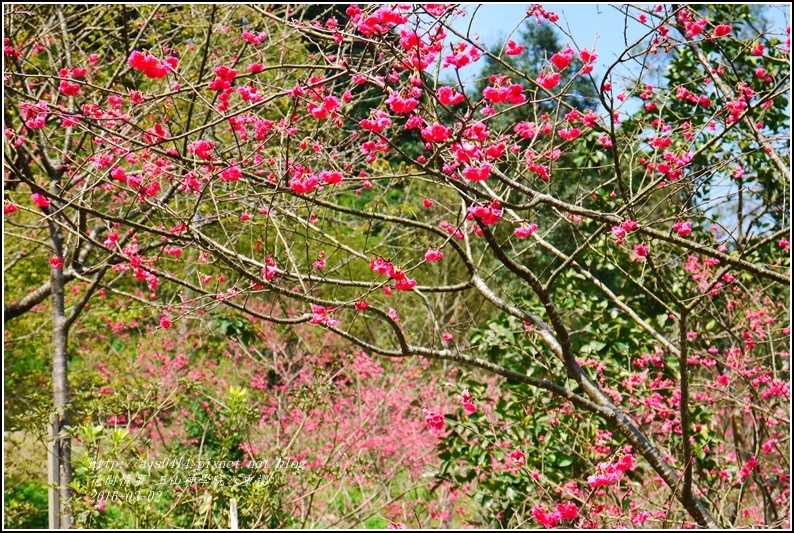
left=2, top=3, right=791, bottom=530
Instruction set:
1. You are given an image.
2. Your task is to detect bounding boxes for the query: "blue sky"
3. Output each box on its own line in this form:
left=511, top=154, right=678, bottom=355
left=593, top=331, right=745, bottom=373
left=443, top=4, right=790, bottom=236
left=456, top=3, right=646, bottom=70
left=448, top=3, right=792, bottom=82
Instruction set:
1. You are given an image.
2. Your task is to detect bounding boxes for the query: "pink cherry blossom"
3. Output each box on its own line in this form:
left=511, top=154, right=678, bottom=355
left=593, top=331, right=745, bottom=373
left=462, top=163, right=491, bottom=181
left=579, top=48, right=597, bottom=64
left=505, top=39, right=524, bottom=55
left=422, top=408, right=445, bottom=431
left=420, top=123, right=452, bottom=143
left=128, top=50, right=178, bottom=79
left=394, top=278, right=417, bottom=291
left=425, top=249, right=443, bottom=262
left=467, top=201, right=502, bottom=225
left=437, top=86, right=465, bottom=106
left=31, top=193, right=50, bottom=207
left=386, top=91, right=419, bottom=114
left=370, top=257, right=395, bottom=277
left=310, top=304, right=338, bottom=327
left=672, top=220, right=693, bottom=237
left=289, top=174, right=319, bottom=195
left=319, top=170, right=344, bottom=184
left=537, top=71, right=560, bottom=89
left=713, top=24, right=732, bottom=37
left=58, top=80, right=81, bottom=96
left=558, top=127, right=581, bottom=140
left=550, top=46, right=574, bottom=70
left=557, top=502, right=578, bottom=521
left=509, top=449, right=526, bottom=466
left=221, top=166, right=242, bottom=182
left=532, top=506, right=560, bottom=528
left=514, top=223, right=538, bottom=238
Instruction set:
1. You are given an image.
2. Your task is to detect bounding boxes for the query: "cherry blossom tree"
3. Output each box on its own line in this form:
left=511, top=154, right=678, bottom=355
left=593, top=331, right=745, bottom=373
left=3, top=3, right=790, bottom=528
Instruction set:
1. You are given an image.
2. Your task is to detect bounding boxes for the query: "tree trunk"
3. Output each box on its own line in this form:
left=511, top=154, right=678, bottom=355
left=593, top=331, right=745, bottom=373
left=49, top=209, right=73, bottom=528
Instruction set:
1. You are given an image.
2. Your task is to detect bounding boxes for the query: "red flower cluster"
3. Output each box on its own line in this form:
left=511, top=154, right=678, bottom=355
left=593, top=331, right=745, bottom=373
left=537, top=71, right=561, bottom=90
left=386, top=90, right=419, bottom=114
left=187, top=139, right=216, bottom=161
left=514, top=223, right=538, bottom=238
left=360, top=110, right=392, bottom=133
left=443, top=41, right=481, bottom=69
left=422, top=408, right=445, bottom=431
left=531, top=502, right=579, bottom=527
left=461, top=389, right=476, bottom=415
left=483, top=83, right=525, bottom=105
left=308, top=95, right=340, bottom=119
left=318, top=170, right=343, bottom=184
left=713, top=24, right=732, bottom=37
left=467, top=200, right=502, bottom=225
left=31, top=193, right=50, bottom=208
left=505, top=39, right=524, bottom=56
left=241, top=30, right=267, bottom=45
left=551, top=46, right=574, bottom=70
left=509, top=448, right=526, bottom=466
left=672, top=220, right=693, bottom=237
left=289, top=173, right=319, bottom=195
left=369, top=257, right=416, bottom=291
left=437, top=86, right=464, bottom=106
left=424, top=249, right=443, bottom=262
left=420, top=123, right=452, bottom=143
left=587, top=452, right=636, bottom=488
left=685, top=19, right=708, bottom=38
left=220, top=166, right=242, bottom=182
left=58, top=80, right=81, bottom=96
left=310, top=305, right=338, bottom=327
left=128, top=50, right=178, bottom=79
left=211, top=65, right=237, bottom=91
left=348, top=5, right=407, bottom=37
left=462, top=163, right=491, bottom=182
left=262, top=256, right=278, bottom=282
